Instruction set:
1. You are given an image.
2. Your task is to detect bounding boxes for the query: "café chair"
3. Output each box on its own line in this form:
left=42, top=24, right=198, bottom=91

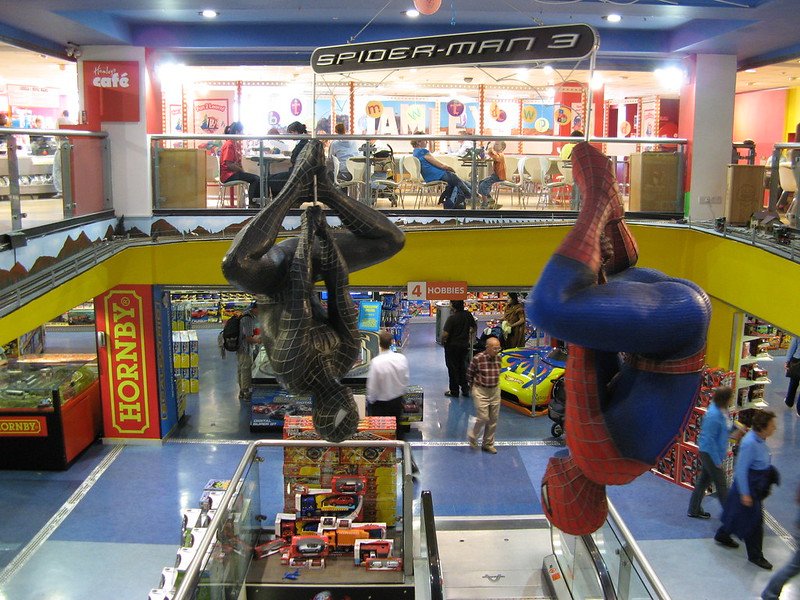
left=215, top=158, right=248, bottom=208
left=401, top=156, right=446, bottom=208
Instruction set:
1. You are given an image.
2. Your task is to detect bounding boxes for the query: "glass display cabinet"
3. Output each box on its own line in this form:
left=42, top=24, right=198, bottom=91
left=0, top=354, right=102, bottom=469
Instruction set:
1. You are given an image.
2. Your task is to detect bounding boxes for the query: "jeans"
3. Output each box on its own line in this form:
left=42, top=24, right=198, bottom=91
left=223, top=171, right=260, bottom=203
left=688, top=451, right=729, bottom=514
left=762, top=546, right=800, bottom=599
left=478, top=173, right=500, bottom=198
left=438, top=171, right=471, bottom=208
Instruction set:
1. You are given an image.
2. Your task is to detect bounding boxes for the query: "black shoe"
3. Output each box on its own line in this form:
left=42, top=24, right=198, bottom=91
left=687, top=510, right=711, bottom=519
left=749, top=557, right=773, bottom=570
left=786, top=398, right=795, bottom=408
left=461, top=391, right=470, bottom=398
left=714, top=534, right=739, bottom=549
left=444, top=391, right=458, bottom=397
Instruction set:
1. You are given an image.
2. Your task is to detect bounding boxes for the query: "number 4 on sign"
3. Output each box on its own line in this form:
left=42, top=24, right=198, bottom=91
left=407, top=282, right=426, bottom=300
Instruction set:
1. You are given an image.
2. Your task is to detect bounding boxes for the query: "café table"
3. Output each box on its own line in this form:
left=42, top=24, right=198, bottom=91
left=247, top=153, right=290, bottom=204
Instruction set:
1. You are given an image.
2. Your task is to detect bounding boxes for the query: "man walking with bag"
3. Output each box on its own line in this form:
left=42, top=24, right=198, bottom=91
left=467, top=335, right=502, bottom=454
left=785, top=336, right=800, bottom=412
left=237, top=303, right=260, bottom=401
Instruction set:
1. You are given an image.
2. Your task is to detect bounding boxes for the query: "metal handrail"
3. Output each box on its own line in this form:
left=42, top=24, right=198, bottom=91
left=0, top=127, right=108, bottom=138
left=607, top=499, right=672, bottom=600
left=421, top=491, right=444, bottom=600
left=580, top=532, right=618, bottom=600
left=172, top=438, right=413, bottom=600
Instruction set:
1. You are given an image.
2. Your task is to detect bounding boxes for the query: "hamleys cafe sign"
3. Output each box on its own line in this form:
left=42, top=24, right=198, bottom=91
left=96, top=286, right=160, bottom=439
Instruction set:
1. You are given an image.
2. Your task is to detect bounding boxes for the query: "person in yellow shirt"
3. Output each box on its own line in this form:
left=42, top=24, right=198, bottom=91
left=559, top=130, right=584, bottom=160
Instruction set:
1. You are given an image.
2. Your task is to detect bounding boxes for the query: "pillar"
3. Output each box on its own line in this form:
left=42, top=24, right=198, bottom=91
left=679, top=54, right=737, bottom=222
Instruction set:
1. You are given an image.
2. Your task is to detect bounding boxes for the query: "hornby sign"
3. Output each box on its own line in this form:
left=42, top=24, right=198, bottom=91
left=97, top=287, right=160, bottom=439
left=0, top=417, right=47, bottom=437
left=311, top=25, right=597, bottom=74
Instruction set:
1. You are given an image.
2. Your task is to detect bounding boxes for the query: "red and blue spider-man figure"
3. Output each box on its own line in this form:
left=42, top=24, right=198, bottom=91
left=528, top=142, right=711, bottom=535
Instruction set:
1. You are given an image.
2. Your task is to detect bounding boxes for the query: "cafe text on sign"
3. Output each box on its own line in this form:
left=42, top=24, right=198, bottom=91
left=407, top=281, right=468, bottom=300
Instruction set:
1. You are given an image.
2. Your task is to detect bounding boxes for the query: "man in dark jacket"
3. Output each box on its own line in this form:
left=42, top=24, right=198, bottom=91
left=441, top=300, right=477, bottom=398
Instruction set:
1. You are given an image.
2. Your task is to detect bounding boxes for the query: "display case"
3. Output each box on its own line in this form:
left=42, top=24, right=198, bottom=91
left=0, top=354, right=102, bottom=469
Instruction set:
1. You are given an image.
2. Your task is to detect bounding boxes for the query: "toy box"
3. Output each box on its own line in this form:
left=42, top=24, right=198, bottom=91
left=148, top=589, right=174, bottom=600
left=652, top=443, right=678, bottom=482
left=354, top=538, right=393, bottom=565
left=678, top=443, right=701, bottom=490
left=682, top=408, right=704, bottom=446
left=401, top=385, right=424, bottom=425
left=251, top=390, right=313, bottom=431
left=199, top=490, right=226, bottom=511
left=365, top=556, right=403, bottom=571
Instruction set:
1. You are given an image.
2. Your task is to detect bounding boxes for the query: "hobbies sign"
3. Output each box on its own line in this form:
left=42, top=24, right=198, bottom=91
left=408, top=281, right=468, bottom=301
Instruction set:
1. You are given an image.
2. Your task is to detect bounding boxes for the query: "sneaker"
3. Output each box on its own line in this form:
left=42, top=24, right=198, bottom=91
left=481, top=445, right=497, bottom=454
left=714, top=533, right=739, bottom=549
left=444, top=390, right=458, bottom=397
left=786, top=398, right=795, bottom=408
left=490, top=203, right=503, bottom=210
left=467, top=434, right=478, bottom=449
left=749, top=557, right=773, bottom=570
left=687, top=510, right=711, bottom=519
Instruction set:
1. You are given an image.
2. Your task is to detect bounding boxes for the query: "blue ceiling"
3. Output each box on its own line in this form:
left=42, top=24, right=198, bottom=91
left=0, top=0, right=797, bottom=71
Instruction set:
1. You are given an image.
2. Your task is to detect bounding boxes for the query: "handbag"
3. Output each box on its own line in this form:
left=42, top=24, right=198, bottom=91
left=501, top=320, right=512, bottom=335
left=788, top=358, right=800, bottom=380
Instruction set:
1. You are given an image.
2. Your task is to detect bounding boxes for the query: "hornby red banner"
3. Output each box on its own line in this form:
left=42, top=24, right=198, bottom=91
left=95, top=286, right=160, bottom=439
left=0, top=417, right=47, bottom=437
left=82, top=61, right=140, bottom=123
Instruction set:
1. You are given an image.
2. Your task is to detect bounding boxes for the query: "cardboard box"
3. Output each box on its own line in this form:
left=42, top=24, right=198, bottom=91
left=629, top=152, right=681, bottom=212
left=724, top=164, right=765, bottom=225
left=677, top=443, right=701, bottom=490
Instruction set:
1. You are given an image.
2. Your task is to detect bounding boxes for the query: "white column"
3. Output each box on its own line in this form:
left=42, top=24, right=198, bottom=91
left=685, top=54, right=737, bottom=222
left=78, top=46, right=152, bottom=218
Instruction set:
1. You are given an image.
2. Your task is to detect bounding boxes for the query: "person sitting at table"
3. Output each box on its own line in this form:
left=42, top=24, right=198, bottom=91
left=267, top=121, right=310, bottom=197
left=265, top=128, right=288, bottom=154
left=329, top=123, right=359, bottom=181
left=220, top=121, right=261, bottom=207
left=411, top=135, right=472, bottom=209
left=477, top=140, right=506, bottom=210
left=449, top=129, right=477, bottom=157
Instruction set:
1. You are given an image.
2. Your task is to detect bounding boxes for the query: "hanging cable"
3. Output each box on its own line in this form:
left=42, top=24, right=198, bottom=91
left=348, top=0, right=394, bottom=44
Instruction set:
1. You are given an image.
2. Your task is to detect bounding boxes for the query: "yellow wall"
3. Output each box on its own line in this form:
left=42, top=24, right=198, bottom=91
left=3, top=225, right=799, bottom=369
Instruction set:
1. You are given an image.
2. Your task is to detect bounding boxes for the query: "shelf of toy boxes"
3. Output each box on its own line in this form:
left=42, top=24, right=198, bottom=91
left=246, top=416, right=409, bottom=585
left=45, top=302, right=96, bottom=331
left=152, top=477, right=258, bottom=599
left=735, top=316, right=784, bottom=412
left=652, top=366, right=737, bottom=490
left=401, top=290, right=531, bottom=324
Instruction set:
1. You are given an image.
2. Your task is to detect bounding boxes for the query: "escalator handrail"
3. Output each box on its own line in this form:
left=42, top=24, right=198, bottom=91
left=607, top=499, right=672, bottom=600
left=421, top=490, right=444, bottom=600
left=580, top=533, right=618, bottom=600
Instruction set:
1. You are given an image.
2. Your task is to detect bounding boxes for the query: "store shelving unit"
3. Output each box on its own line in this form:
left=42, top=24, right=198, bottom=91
left=733, top=315, right=776, bottom=411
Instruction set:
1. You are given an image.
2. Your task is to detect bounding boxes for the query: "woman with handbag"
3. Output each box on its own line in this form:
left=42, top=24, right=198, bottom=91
left=785, top=336, right=800, bottom=413
left=501, top=292, right=526, bottom=349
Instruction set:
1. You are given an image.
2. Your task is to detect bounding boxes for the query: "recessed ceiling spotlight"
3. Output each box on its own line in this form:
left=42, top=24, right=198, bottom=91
left=603, top=14, right=622, bottom=23
left=745, top=69, right=757, bottom=73
left=200, top=9, right=218, bottom=18
left=405, top=9, right=420, bottom=18
left=543, top=65, right=554, bottom=74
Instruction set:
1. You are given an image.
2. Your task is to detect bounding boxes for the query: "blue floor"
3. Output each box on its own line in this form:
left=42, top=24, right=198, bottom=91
left=1, top=326, right=800, bottom=599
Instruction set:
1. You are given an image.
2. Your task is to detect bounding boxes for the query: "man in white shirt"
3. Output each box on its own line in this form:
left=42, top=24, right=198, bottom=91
left=366, top=329, right=418, bottom=473
left=366, top=330, right=409, bottom=428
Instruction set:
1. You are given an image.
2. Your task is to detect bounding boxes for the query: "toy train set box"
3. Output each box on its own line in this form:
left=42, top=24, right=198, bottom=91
left=283, top=416, right=398, bottom=524
left=250, top=389, right=313, bottom=431
left=401, top=385, right=423, bottom=425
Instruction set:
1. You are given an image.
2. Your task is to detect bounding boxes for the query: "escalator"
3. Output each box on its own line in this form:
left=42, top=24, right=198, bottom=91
left=163, top=440, right=670, bottom=600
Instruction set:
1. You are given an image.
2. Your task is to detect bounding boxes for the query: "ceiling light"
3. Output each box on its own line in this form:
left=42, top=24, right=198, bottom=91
left=654, top=66, right=686, bottom=91
left=590, top=73, right=604, bottom=90
left=406, top=9, right=420, bottom=18
left=543, top=65, right=554, bottom=74
left=603, top=14, right=622, bottom=23
left=200, top=9, right=218, bottom=18
left=745, top=69, right=756, bottom=73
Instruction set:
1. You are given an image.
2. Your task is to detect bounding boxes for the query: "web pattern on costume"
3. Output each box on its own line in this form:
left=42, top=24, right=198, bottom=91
left=531, top=142, right=710, bottom=536
left=221, top=140, right=405, bottom=442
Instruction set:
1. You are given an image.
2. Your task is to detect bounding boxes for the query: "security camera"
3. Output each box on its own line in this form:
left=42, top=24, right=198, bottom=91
left=464, top=76, right=473, bottom=83
left=65, top=42, right=82, bottom=59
